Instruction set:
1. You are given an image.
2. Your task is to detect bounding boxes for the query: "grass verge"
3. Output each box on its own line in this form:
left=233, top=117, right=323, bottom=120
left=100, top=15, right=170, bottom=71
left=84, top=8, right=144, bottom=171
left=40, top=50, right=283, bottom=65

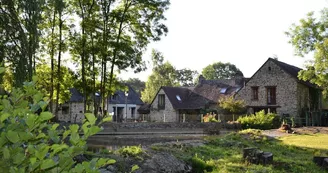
left=152, top=129, right=328, bottom=173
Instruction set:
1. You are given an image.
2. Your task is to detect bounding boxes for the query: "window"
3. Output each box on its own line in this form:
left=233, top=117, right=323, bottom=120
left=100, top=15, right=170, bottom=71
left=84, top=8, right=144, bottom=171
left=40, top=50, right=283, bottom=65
left=158, top=94, right=165, bottom=110
left=176, top=95, right=181, bottom=101
left=251, top=86, right=259, bottom=100
left=131, top=107, right=135, bottom=118
left=220, top=88, right=227, bottom=94
left=62, top=106, right=69, bottom=114
left=268, top=67, right=271, bottom=71
left=266, top=86, right=276, bottom=105
left=111, top=94, right=118, bottom=100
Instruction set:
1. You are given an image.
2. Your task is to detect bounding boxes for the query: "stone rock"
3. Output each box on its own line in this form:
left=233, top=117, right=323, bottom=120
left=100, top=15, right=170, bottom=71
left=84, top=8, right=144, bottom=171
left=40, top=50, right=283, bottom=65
left=99, top=168, right=112, bottom=173
left=259, top=152, right=273, bottom=165
left=323, top=158, right=328, bottom=170
left=243, top=148, right=273, bottom=165
left=313, top=156, right=328, bottom=170
left=142, top=152, right=191, bottom=173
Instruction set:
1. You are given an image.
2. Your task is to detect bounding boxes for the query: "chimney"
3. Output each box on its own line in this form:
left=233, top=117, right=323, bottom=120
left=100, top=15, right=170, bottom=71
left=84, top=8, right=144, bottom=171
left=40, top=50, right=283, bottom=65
left=198, top=75, right=205, bottom=84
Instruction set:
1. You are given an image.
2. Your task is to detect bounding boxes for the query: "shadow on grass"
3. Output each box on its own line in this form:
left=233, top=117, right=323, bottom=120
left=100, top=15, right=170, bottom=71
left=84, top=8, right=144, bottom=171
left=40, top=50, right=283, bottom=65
left=156, top=130, right=328, bottom=173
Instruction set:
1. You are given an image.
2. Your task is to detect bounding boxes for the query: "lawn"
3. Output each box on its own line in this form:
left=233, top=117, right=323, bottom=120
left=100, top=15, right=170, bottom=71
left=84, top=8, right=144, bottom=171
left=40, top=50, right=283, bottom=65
left=153, top=129, right=328, bottom=173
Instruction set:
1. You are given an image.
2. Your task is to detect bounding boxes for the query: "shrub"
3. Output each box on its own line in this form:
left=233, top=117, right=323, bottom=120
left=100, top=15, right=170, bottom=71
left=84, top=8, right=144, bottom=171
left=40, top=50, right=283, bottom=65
left=191, top=154, right=214, bottom=173
left=203, top=113, right=220, bottom=122
left=0, top=79, right=114, bottom=172
left=237, top=110, right=280, bottom=130
left=118, top=145, right=143, bottom=157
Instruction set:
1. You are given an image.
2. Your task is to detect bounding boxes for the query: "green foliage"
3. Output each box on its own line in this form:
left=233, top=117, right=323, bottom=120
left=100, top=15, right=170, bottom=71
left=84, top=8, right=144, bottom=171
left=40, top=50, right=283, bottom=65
left=237, top=110, right=280, bottom=130
left=203, top=113, right=219, bottom=122
left=35, top=63, right=75, bottom=104
left=130, top=165, right=139, bottom=173
left=176, top=68, right=199, bottom=87
left=191, top=154, right=214, bottom=173
left=286, top=9, right=328, bottom=97
left=123, top=78, right=145, bottom=96
left=219, top=96, right=246, bottom=114
left=202, top=62, right=243, bottom=80
left=117, top=145, right=143, bottom=158
left=141, top=50, right=180, bottom=103
left=0, top=80, right=114, bottom=172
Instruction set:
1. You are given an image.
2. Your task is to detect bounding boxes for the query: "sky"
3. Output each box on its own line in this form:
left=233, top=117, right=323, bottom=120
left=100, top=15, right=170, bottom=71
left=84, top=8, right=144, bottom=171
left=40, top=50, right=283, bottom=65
left=119, top=0, right=328, bottom=81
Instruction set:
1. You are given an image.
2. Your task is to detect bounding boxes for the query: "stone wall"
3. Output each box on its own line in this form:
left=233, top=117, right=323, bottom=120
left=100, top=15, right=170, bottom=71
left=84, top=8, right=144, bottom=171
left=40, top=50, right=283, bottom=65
left=150, top=89, right=178, bottom=122
left=102, top=122, right=241, bottom=131
left=56, top=102, right=84, bottom=123
left=235, top=60, right=301, bottom=117
left=108, top=104, right=142, bottom=121
left=70, top=102, right=84, bottom=123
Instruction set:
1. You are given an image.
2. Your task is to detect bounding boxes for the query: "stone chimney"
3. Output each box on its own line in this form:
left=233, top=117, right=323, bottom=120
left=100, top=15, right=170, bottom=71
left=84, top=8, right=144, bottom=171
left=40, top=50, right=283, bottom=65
left=198, top=75, right=205, bottom=84
left=234, top=71, right=244, bottom=86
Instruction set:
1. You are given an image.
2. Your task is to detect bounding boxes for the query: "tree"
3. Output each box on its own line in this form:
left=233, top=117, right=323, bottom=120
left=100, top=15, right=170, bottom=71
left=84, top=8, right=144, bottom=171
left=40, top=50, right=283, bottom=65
left=219, top=96, right=245, bottom=121
left=0, top=0, right=44, bottom=86
left=106, top=0, right=170, bottom=114
left=176, top=68, right=198, bottom=86
left=123, top=78, right=145, bottom=96
left=202, top=62, right=243, bottom=80
left=36, top=63, right=76, bottom=104
left=141, top=50, right=179, bottom=103
left=286, top=9, right=328, bottom=97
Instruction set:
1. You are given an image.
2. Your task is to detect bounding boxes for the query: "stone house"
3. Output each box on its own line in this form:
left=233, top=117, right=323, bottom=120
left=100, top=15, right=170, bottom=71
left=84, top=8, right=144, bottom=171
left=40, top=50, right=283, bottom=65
left=57, top=88, right=85, bottom=123
left=148, top=76, right=246, bottom=122
left=235, top=58, right=321, bottom=118
left=107, top=85, right=144, bottom=122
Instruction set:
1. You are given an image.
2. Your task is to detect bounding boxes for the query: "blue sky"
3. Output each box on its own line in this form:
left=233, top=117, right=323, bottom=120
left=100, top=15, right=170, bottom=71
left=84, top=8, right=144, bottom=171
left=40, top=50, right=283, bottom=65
left=119, top=0, right=328, bottom=81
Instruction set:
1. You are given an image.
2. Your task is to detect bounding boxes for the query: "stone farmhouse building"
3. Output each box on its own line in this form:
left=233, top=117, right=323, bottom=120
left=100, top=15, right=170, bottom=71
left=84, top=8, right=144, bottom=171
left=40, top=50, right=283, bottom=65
left=56, top=85, right=144, bottom=123
left=147, top=58, right=322, bottom=123
left=106, top=85, right=144, bottom=122
left=146, top=76, right=246, bottom=122
left=57, top=88, right=85, bottom=123
left=235, top=58, right=321, bottom=118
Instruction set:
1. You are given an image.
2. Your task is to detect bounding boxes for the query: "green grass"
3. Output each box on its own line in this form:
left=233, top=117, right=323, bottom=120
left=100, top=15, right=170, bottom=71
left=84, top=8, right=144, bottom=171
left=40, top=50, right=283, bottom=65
left=279, top=134, right=328, bottom=150
left=152, top=130, right=328, bottom=173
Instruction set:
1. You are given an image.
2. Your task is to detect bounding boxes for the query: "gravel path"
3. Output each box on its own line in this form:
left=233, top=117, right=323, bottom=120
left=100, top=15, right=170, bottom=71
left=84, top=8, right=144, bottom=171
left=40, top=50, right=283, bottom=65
left=262, top=127, right=328, bottom=138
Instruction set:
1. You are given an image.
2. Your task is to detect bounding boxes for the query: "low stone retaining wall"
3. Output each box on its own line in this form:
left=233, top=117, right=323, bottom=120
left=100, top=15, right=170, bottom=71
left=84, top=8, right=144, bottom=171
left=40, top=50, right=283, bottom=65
left=100, top=122, right=241, bottom=135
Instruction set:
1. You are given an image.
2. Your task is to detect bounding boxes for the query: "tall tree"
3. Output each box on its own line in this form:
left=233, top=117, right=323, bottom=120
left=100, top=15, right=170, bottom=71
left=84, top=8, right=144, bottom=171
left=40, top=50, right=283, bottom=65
left=286, top=9, right=328, bottom=97
left=0, top=0, right=44, bottom=86
left=141, top=50, right=178, bottom=103
left=106, top=0, right=170, bottom=112
left=55, top=0, right=68, bottom=116
left=202, top=62, right=243, bottom=80
left=123, top=78, right=145, bottom=96
left=176, top=68, right=198, bottom=86
left=36, top=63, right=76, bottom=104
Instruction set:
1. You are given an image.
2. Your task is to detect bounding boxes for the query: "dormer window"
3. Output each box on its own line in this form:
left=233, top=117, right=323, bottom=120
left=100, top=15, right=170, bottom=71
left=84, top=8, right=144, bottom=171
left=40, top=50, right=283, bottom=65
left=220, top=88, right=227, bottom=94
left=176, top=95, right=181, bottom=101
left=112, top=94, right=118, bottom=100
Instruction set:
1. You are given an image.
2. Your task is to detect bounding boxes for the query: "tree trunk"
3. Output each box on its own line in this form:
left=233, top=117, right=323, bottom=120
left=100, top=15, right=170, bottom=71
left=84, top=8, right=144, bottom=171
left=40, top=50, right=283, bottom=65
left=55, top=13, right=63, bottom=120
left=91, top=34, right=97, bottom=116
left=108, top=1, right=130, bottom=106
left=50, top=9, right=56, bottom=113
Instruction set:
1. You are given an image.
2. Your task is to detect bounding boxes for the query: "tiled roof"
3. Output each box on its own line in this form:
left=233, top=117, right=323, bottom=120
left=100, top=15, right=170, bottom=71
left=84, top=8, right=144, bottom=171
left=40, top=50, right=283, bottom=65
left=137, top=103, right=150, bottom=114
left=270, top=58, right=318, bottom=88
left=69, top=88, right=84, bottom=102
left=157, top=78, right=245, bottom=110
left=108, top=85, right=144, bottom=105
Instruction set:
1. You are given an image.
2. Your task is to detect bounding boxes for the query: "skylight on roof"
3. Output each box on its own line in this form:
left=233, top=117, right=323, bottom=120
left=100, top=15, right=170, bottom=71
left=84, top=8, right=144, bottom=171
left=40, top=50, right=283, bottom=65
left=220, top=88, right=227, bottom=94
left=176, top=95, right=181, bottom=101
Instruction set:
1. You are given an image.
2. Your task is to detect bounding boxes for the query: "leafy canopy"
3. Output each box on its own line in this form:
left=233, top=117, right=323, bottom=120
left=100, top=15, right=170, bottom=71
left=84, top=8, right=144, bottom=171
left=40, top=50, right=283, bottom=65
left=202, top=62, right=243, bottom=80
left=286, top=9, right=328, bottom=97
left=141, top=50, right=179, bottom=103
left=0, top=77, right=114, bottom=172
